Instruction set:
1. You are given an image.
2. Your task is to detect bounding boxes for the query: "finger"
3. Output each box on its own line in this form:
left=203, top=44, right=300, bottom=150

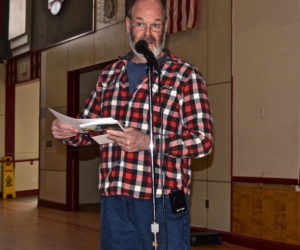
left=52, top=119, right=76, bottom=130
left=52, top=127, right=78, bottom=136
left=106, top=129, right=125, bottom=137
left=52, top=124, right=79, bottom=139
left=58, top=123, right=79, bottom=133
left=124, top=127, right=135, bottom=132
left=53, top=131, right=77, bottom=139
left=106, top=134, right=122, bottom=144
left=52, top=120, right=79, bottom=134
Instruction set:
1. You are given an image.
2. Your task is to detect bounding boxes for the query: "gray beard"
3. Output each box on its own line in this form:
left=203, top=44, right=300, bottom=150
left=128, top=28, right=166, bottom=60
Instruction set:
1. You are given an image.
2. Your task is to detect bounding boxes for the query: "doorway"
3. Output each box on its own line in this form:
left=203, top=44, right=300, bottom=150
left=66, top=60, right=116, bottom=210
left=14, top=80, right=40, bottom=194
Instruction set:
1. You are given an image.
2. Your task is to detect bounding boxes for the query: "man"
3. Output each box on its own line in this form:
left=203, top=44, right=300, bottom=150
left=52, top=0, right=213, bottom=249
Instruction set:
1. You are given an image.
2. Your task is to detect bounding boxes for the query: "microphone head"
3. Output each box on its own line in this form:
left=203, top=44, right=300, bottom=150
left=135, top=40, right=148, bottom=54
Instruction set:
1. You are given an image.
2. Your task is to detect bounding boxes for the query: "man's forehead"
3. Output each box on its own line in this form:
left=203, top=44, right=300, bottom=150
left=133, top=0, right=163, bottom=6
left=131, top=0, right=165, bottom=18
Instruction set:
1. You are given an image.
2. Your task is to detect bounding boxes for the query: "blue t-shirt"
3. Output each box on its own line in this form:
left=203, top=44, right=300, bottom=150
left=126, top=56, right=164, bottom=94
left=127, top=61, right=147, bottom=94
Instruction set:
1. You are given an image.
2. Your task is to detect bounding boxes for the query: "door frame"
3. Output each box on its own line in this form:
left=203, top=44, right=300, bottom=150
left=66, top=59, right=116, bottom=211
left=4, top=52, right=41, bottom=196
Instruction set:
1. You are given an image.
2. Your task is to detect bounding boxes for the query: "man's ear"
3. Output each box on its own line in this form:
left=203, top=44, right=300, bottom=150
left=164, top=19, right=168, bottom=32
left=125, top=17, right=131, bottom=33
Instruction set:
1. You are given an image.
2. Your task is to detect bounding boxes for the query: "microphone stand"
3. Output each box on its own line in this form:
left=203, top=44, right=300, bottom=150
left=147, top=60, right=159, bottom=250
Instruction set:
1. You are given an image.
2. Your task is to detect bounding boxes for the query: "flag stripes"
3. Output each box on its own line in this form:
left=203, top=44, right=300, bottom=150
left=164, top=0, right=198, bottom=34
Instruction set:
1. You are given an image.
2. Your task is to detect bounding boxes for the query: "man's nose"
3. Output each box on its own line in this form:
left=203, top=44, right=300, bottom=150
left=143, top=25, right=152, bottom=35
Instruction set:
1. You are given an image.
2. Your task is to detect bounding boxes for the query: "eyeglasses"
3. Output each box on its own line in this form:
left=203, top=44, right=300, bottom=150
left=131, top=22, right=164, bottom=32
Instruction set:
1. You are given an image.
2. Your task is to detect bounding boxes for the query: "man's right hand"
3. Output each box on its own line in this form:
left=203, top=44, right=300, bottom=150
left=51, top=119, right=80, bottom=139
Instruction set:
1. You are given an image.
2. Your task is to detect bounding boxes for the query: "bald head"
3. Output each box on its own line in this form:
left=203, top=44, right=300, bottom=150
left=127, top=0, right=167, bottom=21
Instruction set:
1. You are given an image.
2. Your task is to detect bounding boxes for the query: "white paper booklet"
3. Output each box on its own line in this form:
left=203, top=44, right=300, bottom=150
left=49, top=108, right=125, bottom=144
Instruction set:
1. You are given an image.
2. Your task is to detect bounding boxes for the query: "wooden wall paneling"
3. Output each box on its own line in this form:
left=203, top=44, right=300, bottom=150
left=232, top=183, right=300, bottom=246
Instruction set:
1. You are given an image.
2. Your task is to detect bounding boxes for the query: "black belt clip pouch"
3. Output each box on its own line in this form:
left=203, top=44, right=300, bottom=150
left=169, top=188, right=187, bottom=214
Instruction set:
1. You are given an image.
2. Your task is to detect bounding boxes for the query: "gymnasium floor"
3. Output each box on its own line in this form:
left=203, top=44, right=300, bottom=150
left=0, top=196, right=253, bottom=250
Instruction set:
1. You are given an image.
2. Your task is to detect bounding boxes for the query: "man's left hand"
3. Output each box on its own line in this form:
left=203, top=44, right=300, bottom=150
left=106, top=128, right=150, bottom=152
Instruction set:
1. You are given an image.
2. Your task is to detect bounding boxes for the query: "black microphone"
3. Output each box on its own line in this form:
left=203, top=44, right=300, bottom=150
left=135, top=40, right=160, bottom=73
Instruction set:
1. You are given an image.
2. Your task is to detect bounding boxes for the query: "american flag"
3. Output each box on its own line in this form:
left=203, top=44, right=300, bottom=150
left=163, top=0, right=198, bottom=34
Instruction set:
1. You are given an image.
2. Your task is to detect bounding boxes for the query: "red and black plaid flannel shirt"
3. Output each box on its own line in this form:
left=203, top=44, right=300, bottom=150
left=64, top=50, right=213, bottom=199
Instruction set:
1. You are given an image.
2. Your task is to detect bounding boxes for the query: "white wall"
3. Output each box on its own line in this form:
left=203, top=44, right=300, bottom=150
left=233, top=0, right=300, bottom=179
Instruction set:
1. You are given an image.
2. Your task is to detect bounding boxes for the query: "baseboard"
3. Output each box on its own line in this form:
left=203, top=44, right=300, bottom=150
left=17, top=189, right=39, bottom=196
left=191, top=226, right=300, bottom=250
left=0, top=189, right=38, bottom=198
left=38, top=199, right=67, bottom=210
left=190, top=231, right=222, bottom=246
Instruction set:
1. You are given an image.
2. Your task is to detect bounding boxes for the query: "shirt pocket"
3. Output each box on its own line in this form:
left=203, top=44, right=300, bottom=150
left=100, top=79, right=126, bottom=118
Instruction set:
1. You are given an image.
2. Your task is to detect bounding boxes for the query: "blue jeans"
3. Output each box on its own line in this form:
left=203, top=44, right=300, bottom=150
left=100, top=195, right=190, bottom=250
